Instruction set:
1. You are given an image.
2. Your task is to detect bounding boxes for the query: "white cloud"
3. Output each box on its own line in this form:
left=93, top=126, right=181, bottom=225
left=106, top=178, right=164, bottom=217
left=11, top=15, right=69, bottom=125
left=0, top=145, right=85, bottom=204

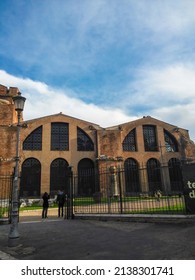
left=138, top=0, right=195, bottom=34
left=125, top=64, right=195, bottom=108
left=1, top=68, right=195, bottom=141
left=122, top=63, right=195, bottom=141
left=142, top=64, right=195, bottom=98
left=152, top=103, right=195, bottom=141
left=0, top=70, right=132, bottom=127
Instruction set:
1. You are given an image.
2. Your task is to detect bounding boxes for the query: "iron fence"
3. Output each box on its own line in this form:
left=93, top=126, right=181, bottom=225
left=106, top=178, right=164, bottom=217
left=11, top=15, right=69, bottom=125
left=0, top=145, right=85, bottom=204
left=73, top=192, right=185, bottom=215
left=71, top=166, right=186, bottom=216
left=0, top=175, right=13, bottom=222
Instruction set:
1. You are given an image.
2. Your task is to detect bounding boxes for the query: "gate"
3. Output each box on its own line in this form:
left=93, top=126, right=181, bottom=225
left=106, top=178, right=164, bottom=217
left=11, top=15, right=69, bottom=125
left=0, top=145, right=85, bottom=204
left=70, top=166, right=186, bottom=217
left=0, top=175, right=13, bottom=223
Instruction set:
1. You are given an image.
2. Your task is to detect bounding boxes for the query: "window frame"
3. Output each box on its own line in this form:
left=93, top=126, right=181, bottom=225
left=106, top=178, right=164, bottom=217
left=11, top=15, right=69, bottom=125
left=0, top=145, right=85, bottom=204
left=51, top=122, right=69, bottom=151
left=143, top=125, right=158, bottom=152
left=23, top=126, right=42, bottom=151
left=122, top=128, right=137, bottom=151
left=77, top=127, right=94, bottom=151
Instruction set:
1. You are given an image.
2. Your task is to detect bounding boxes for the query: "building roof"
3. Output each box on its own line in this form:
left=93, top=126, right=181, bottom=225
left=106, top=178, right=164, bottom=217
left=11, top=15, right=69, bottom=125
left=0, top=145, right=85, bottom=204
left=23, top=112, right=103, bottom=130
left=105, top=115, right=188, bottom=132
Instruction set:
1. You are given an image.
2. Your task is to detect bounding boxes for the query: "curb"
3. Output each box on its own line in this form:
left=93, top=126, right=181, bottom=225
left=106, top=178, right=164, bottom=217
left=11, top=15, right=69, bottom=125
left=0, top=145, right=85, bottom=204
left=75, top=213, right=195, bottom=224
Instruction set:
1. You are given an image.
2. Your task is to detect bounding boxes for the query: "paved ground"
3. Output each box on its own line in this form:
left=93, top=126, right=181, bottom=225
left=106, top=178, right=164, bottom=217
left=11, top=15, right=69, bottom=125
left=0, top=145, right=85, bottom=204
left=0, top=211, right=195, bottom=260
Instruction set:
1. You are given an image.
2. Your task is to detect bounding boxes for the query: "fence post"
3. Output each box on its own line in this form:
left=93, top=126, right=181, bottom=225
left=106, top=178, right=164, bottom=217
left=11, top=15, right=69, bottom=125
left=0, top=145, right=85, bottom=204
left=66, top=166, right=74, bottom=219
left=0, top=175, right=13, bottom=223
left=118, top=167, right=123, bottom=214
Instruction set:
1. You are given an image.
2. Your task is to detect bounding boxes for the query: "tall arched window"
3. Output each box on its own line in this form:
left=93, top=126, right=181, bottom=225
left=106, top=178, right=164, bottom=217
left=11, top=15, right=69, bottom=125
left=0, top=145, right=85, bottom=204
left=50, top=158, right=69, bottom=194
left=77, top=127, right=94, bottom=151
left=168, top=158, right=183, bottom=191
left=122, top=128, right=137, bottom=151
left=147, top=158, right=162, bottom=192
left=164, top=130, right=178, bottom=152
left=78, top=158, right=96, bottom=195
left=124, top=158, right=140, bottom=193
left=143, top=125, right=158, bottom=151
left=23, top=126, right=42, bottom=150
left=51, top=122, right=69, bottom=151
left=20, top=158, right=41, bottom=197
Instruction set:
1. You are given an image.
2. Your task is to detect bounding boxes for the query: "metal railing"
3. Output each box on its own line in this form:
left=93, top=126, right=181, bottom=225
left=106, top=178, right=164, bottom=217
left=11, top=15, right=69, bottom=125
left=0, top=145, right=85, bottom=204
left=71, top=167, right=186, bottom=216
left=0, top=175, right=13, bottom=222
left=73, top=192, right=185, bottom=215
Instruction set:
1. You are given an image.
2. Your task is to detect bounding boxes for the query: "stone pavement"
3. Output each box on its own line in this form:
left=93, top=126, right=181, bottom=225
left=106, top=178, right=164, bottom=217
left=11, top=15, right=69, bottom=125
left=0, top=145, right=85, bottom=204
left=0, top=211, right=195, bottom=260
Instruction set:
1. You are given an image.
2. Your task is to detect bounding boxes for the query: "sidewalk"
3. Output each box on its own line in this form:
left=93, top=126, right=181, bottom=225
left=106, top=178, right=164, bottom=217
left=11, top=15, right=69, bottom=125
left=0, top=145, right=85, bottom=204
left=0, top=211, right=195, bottom=260
left=19, top=207, right=59, bottom=220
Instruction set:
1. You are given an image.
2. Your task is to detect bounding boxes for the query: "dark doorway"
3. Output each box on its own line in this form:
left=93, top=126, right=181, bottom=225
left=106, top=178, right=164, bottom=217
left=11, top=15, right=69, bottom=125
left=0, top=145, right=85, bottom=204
left=20, top=158, right=41, bottom=197
left=147, top=158, right=162, bottom=193
left=50, top=158, right=69, bottom=195
left=168, top=158, right=183, bottom=191
left=124, top=158, right=140, bottom=193
left=78, top=158, right=95, bottom=196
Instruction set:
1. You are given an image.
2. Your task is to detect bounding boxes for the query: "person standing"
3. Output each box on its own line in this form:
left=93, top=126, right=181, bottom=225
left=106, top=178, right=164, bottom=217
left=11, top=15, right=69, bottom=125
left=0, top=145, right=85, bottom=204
left=42, top=192, right=50, bottom=219
left=56, top=190, right=65, bottom=217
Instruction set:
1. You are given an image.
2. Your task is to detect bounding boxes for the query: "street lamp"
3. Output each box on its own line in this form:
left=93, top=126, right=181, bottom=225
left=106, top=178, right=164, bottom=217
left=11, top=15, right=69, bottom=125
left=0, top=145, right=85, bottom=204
left=8, top=92, right=26, bottom=246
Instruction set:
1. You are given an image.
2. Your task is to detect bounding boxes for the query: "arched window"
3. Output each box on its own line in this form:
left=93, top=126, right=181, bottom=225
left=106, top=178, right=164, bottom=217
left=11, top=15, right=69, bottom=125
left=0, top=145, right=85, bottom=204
left=20, top=158, right=41, bottom=197
left=23, top=126, right=42, bottom=150
left=147, top=158, right=162, bottom=192
left=164, top=130, right=178, bottom=152
left=168, top=158, right=183, bottom=191
left=124, top=158, right=140, bottom=193
left=51, top=122, right=69, bottom=151
left=143, top=125, right=158, bottom=151
left=50, top=158, right=69, bottom=194
left=78, top=158, right=96, bottom=195
left=122, top=129, right=137, bottom=151
left=77, top=127, right=94, bottom=151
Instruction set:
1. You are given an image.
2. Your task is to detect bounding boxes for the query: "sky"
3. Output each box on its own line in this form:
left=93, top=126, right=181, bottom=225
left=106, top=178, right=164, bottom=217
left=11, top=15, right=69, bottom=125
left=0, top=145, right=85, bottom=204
left=1, top=0, right=195, bottom=140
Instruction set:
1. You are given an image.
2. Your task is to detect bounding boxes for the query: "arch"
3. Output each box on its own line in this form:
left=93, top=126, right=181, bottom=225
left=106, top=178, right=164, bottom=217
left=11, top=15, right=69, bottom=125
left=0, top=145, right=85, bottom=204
left=23, top=126, right=42, bottom=150
left=20, top=158, right=41, bottom=197
left=50, top=158, right=69, bottom=194
left=122, top=128, right=137, bottom=151
left=147, top=158, right=162, bottom=193
left=164, top=130, right=178, bottom=152
left=168, top=158, right=183, bottom=191
left=78, top=158, right=96, bottom=195
left=124, top=158, right=140, bottom=193
left=77, top=127, right=94, bottom=151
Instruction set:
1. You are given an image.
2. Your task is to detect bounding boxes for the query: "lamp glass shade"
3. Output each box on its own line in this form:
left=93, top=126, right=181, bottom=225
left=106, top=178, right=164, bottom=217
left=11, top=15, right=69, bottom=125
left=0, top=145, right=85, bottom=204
left=12, top=95, right=26, bottom=112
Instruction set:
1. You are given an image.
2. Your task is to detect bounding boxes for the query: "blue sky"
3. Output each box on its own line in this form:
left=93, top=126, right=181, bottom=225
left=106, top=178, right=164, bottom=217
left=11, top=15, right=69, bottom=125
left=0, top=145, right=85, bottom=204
left=1, top=0, right=195, bottom=140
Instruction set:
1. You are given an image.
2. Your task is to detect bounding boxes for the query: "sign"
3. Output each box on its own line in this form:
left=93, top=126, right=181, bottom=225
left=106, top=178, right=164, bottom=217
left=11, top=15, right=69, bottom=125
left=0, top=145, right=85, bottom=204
left=182, top=163, right=195, bottom=214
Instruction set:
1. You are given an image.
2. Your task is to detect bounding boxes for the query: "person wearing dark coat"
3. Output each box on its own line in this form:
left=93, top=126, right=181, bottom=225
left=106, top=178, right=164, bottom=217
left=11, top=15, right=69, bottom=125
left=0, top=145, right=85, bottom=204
left=56, top=190, right=65, bottom=217
left=42, top=192, right=50, bottom=218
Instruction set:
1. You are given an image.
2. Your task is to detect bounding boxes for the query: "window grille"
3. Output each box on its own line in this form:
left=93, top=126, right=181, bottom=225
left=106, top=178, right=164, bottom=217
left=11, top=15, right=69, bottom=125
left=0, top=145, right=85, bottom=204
left=147, top=158, right=162, bottom=192
left=168, top=158, right=183, bottom=191
left=20, top=158, right=41, bottom=197
left=23, top=126, right=42, bottom=150
left=143, top=125, right=158, bottom=151
left=124, top=158, right=140, bottom=192
left=51, top=122, right=69, bottom=150
left=122, top=128, right=137, bottom=151
left=78, top=158, right=96, bottom=195
left=50, top=158, right=69, bottom=194
left=164, top=130, right=178, bottom=152
left=77, top=127, right=94, bottom=151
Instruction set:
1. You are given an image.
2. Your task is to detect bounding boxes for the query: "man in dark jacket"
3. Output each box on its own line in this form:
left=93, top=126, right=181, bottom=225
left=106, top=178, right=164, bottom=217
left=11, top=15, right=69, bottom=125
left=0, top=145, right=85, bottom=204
left=42, top=192, right=50, bottom=218
left=56, top=190, right=65, bottom=217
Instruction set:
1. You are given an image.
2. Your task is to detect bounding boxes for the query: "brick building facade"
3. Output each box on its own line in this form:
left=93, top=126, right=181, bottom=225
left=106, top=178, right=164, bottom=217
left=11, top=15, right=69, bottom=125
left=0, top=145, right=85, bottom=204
left=1, top=84, right=195, bottom=197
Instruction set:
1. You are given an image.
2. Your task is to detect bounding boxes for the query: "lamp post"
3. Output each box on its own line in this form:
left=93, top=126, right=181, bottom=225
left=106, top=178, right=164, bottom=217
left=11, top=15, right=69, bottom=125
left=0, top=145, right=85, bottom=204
left=8, top=92, right=26, bottom=246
